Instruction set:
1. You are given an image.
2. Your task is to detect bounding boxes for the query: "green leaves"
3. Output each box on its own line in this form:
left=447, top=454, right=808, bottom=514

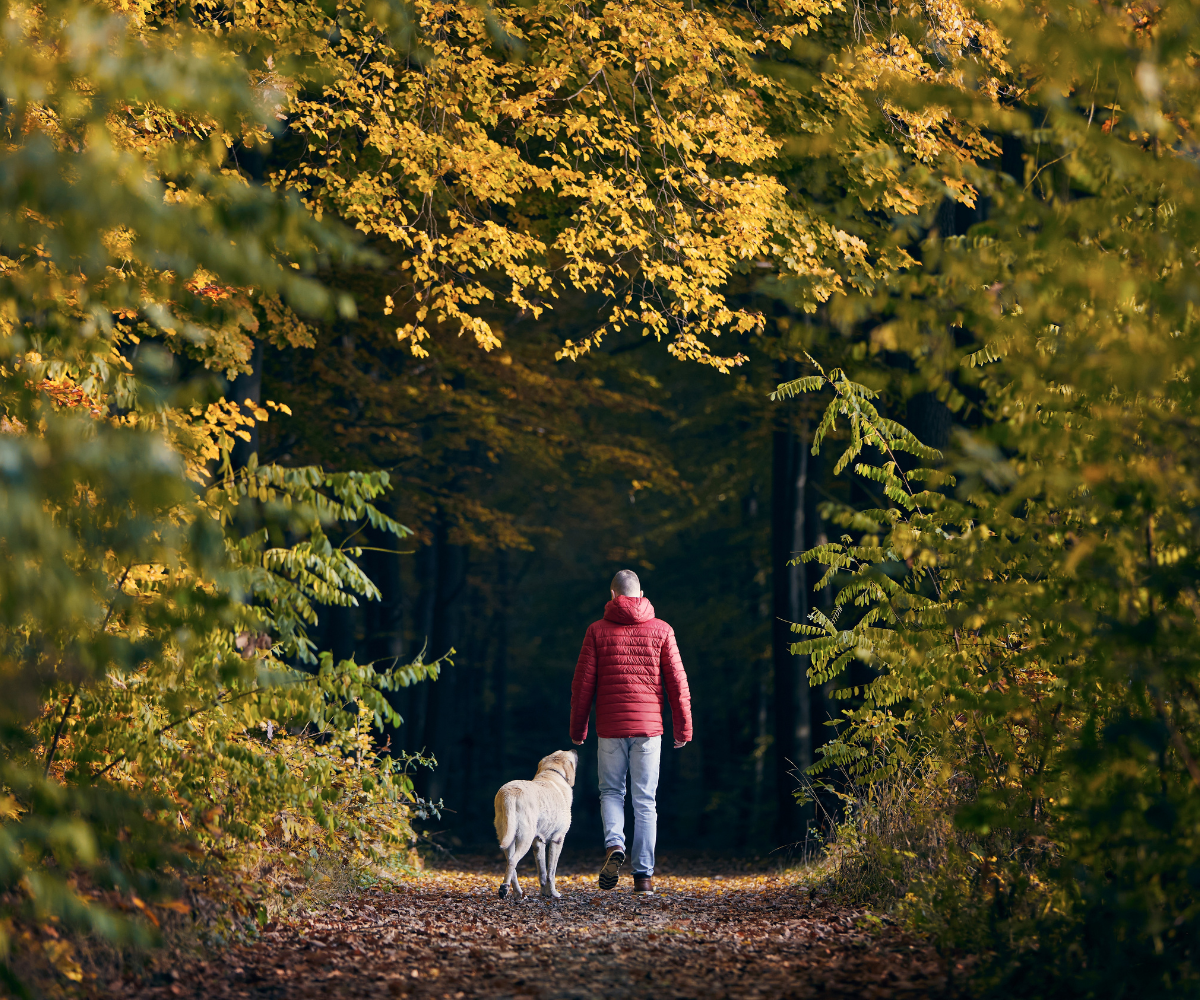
left=0, top=0, right=369, bottom=404
left=212, top=462, right=413, bottom=662
left=0, top=0, right=439, bottom=976
left=770, top=1, right=1200, bottom=988
left=773, top=359, right=942, bottom=480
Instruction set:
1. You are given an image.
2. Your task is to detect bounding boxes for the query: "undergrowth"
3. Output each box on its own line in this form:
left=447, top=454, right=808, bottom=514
left=2, top=725, right=442, bottom=998
left=810, top=741, right=1195, bottom=997
left=1, top=838, right=430, bottom=998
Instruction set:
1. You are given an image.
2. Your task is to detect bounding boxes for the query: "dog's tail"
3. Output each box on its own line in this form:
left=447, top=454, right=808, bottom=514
left=494, top=787, right=518, bottom=850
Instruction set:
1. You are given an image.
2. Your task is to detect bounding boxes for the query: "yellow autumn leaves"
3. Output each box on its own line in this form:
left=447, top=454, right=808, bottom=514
left=70, top=0, right=1000, bottom=374
left=252, top=0, right=987, bottom=370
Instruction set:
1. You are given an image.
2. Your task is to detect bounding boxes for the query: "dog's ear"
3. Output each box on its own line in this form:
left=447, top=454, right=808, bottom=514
left=562, top=750, right=577, bottom=787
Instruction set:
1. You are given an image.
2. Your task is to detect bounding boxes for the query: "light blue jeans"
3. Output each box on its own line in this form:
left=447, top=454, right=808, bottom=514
left=598, top=736, right=661, bottom=877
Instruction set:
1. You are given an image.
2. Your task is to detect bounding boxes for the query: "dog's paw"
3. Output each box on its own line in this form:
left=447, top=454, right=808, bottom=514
left=541, top=888, right=562, bottom=900
left=498, top=885, right=508, bottom=899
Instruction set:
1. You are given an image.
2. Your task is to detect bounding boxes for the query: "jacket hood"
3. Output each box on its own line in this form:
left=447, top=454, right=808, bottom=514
left=604, top=595, right=656, bottom=625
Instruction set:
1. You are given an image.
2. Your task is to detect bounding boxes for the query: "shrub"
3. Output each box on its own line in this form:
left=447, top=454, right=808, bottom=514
left=0, top=0, right=444, bottom=989
left=781, top=345, right=1200, bottom=993
left=772, top=1, right=1200, bottom=993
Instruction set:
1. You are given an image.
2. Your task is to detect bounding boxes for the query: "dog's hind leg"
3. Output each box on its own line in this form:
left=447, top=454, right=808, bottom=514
left=498, top=839, right=524, bottom=899
left=501, top=834, right=534, bottom=900
left=534, top=838, right=548, bottom=894
left=543, top=838, right=564, bottom=899
left=498, top=842, right=517, bottom=899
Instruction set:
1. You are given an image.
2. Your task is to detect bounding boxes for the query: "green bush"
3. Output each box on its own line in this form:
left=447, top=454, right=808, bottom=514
left=0, top=0, right=443, bottom=989
left=783, top=345, right=1200, bottom=993
left=771, top=1, right=1200, bottom=993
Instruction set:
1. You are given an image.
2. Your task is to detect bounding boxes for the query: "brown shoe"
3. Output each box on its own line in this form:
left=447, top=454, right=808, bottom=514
left=633, top=875, right=654, bottom=895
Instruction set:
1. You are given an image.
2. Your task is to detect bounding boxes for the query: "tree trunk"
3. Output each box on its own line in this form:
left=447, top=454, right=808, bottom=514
left=907, top=393, right=953, bottom=453
left=325, top=602, right=358, bottom=687
left=772, top=357, right=801, bottom=845
left=751, top=658, right=771, bottom=839
left=493, top=550, right=510, bottom=782
left=423, top=513, right=466, bottom=805
left=790, top=426, right=811, bottom=778
left=805, top=439, right=834, bottom=837
left=403, top=521, right=439, bottom=772
left=365, top=523, right=406, bottom=753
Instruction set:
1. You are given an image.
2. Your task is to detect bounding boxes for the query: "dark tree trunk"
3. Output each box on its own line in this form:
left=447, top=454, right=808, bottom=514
left=773, top=420, right=796, bottom=844
left=1002, top=134, right=1024, bottom=186
left=907, top=393, right=953, bottom=453
left=805, top=442, right=836, bottom=836
left=493, top=550, right=510, bottom=782
left=423, top=513, right=466, bottom=805
left=454, top=586, right=488, bottom=831
left=326, top=603, right=357, bottom=667
left=751, top=657, right=771, bottom=839
left=403, top=524, right=439, bottom=768
left=790, top=427, right=811, bottom=778
left=365, top=524, right=406, bottom=752
left=805, top=445, right=830, bottom=743
left=773, top=359, right=813, bottom=847
left=366, top=528, right=405, bottom=666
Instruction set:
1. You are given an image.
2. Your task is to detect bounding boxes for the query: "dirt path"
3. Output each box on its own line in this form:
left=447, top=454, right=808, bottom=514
left=112, top=857, right=957, bottom=1000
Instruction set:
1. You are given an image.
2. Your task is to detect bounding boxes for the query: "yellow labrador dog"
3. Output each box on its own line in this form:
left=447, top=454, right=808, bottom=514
left=494, top=749, right=578, bottom=900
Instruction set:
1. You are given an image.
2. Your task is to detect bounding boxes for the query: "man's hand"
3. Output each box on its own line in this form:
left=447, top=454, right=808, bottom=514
left=674, top=740, right=688, bottom=749
left=572, top=740, right=584, bottom=746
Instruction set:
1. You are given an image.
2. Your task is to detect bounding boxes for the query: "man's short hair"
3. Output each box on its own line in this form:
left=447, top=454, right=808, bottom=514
left=610, top=569, right=641, bottom=596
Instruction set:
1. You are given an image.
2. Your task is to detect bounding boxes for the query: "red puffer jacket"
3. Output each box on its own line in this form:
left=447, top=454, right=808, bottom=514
left=569, top=596, right=693, bottom=743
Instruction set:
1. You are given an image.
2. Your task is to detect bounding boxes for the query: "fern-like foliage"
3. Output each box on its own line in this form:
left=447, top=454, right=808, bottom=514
left=779, top=245, right=1200, bottom=993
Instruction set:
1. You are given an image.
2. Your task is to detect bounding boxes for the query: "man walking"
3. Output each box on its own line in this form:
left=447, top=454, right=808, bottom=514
left=570, top=569, right=692, bottom=895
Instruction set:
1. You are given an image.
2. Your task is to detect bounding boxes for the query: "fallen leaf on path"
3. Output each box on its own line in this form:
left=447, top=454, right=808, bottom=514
left=101, top=856, right=958, bottom=999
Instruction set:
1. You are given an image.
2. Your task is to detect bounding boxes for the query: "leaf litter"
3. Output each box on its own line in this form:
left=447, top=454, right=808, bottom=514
left=101, top=855, right=959, bottom=999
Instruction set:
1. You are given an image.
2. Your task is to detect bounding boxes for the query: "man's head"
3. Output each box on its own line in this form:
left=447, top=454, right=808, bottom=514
left=610, top=568, right=642, bottom=599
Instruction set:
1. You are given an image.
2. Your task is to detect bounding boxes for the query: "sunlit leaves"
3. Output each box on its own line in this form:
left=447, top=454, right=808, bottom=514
left=250, top=0, right=894, bottom=371
left=0, top=0, right=439, bottom=967
left=773, top=0, right=1200, bottom=986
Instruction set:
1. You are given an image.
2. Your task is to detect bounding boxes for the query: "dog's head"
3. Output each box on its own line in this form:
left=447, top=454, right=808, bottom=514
left=537, top=749, right=579, bottom=787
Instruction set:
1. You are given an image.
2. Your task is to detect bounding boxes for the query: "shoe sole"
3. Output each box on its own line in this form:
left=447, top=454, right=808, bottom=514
left=598, top=850, right=625, bottom=890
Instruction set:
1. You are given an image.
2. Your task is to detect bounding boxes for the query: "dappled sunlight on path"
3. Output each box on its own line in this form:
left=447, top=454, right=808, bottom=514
left=108, top=857, right=955, bottom=999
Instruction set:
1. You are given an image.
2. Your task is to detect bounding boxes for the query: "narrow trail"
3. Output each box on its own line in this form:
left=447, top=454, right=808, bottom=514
left=113, top=856, right=957, bottom=1000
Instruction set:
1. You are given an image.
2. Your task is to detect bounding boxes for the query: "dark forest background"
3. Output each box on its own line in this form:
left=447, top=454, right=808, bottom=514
left=239, top=246, right=957, bottom=857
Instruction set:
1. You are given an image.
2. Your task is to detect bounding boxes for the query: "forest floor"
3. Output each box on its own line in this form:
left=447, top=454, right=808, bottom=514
left=105, top=854, right=962, bottom=1000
